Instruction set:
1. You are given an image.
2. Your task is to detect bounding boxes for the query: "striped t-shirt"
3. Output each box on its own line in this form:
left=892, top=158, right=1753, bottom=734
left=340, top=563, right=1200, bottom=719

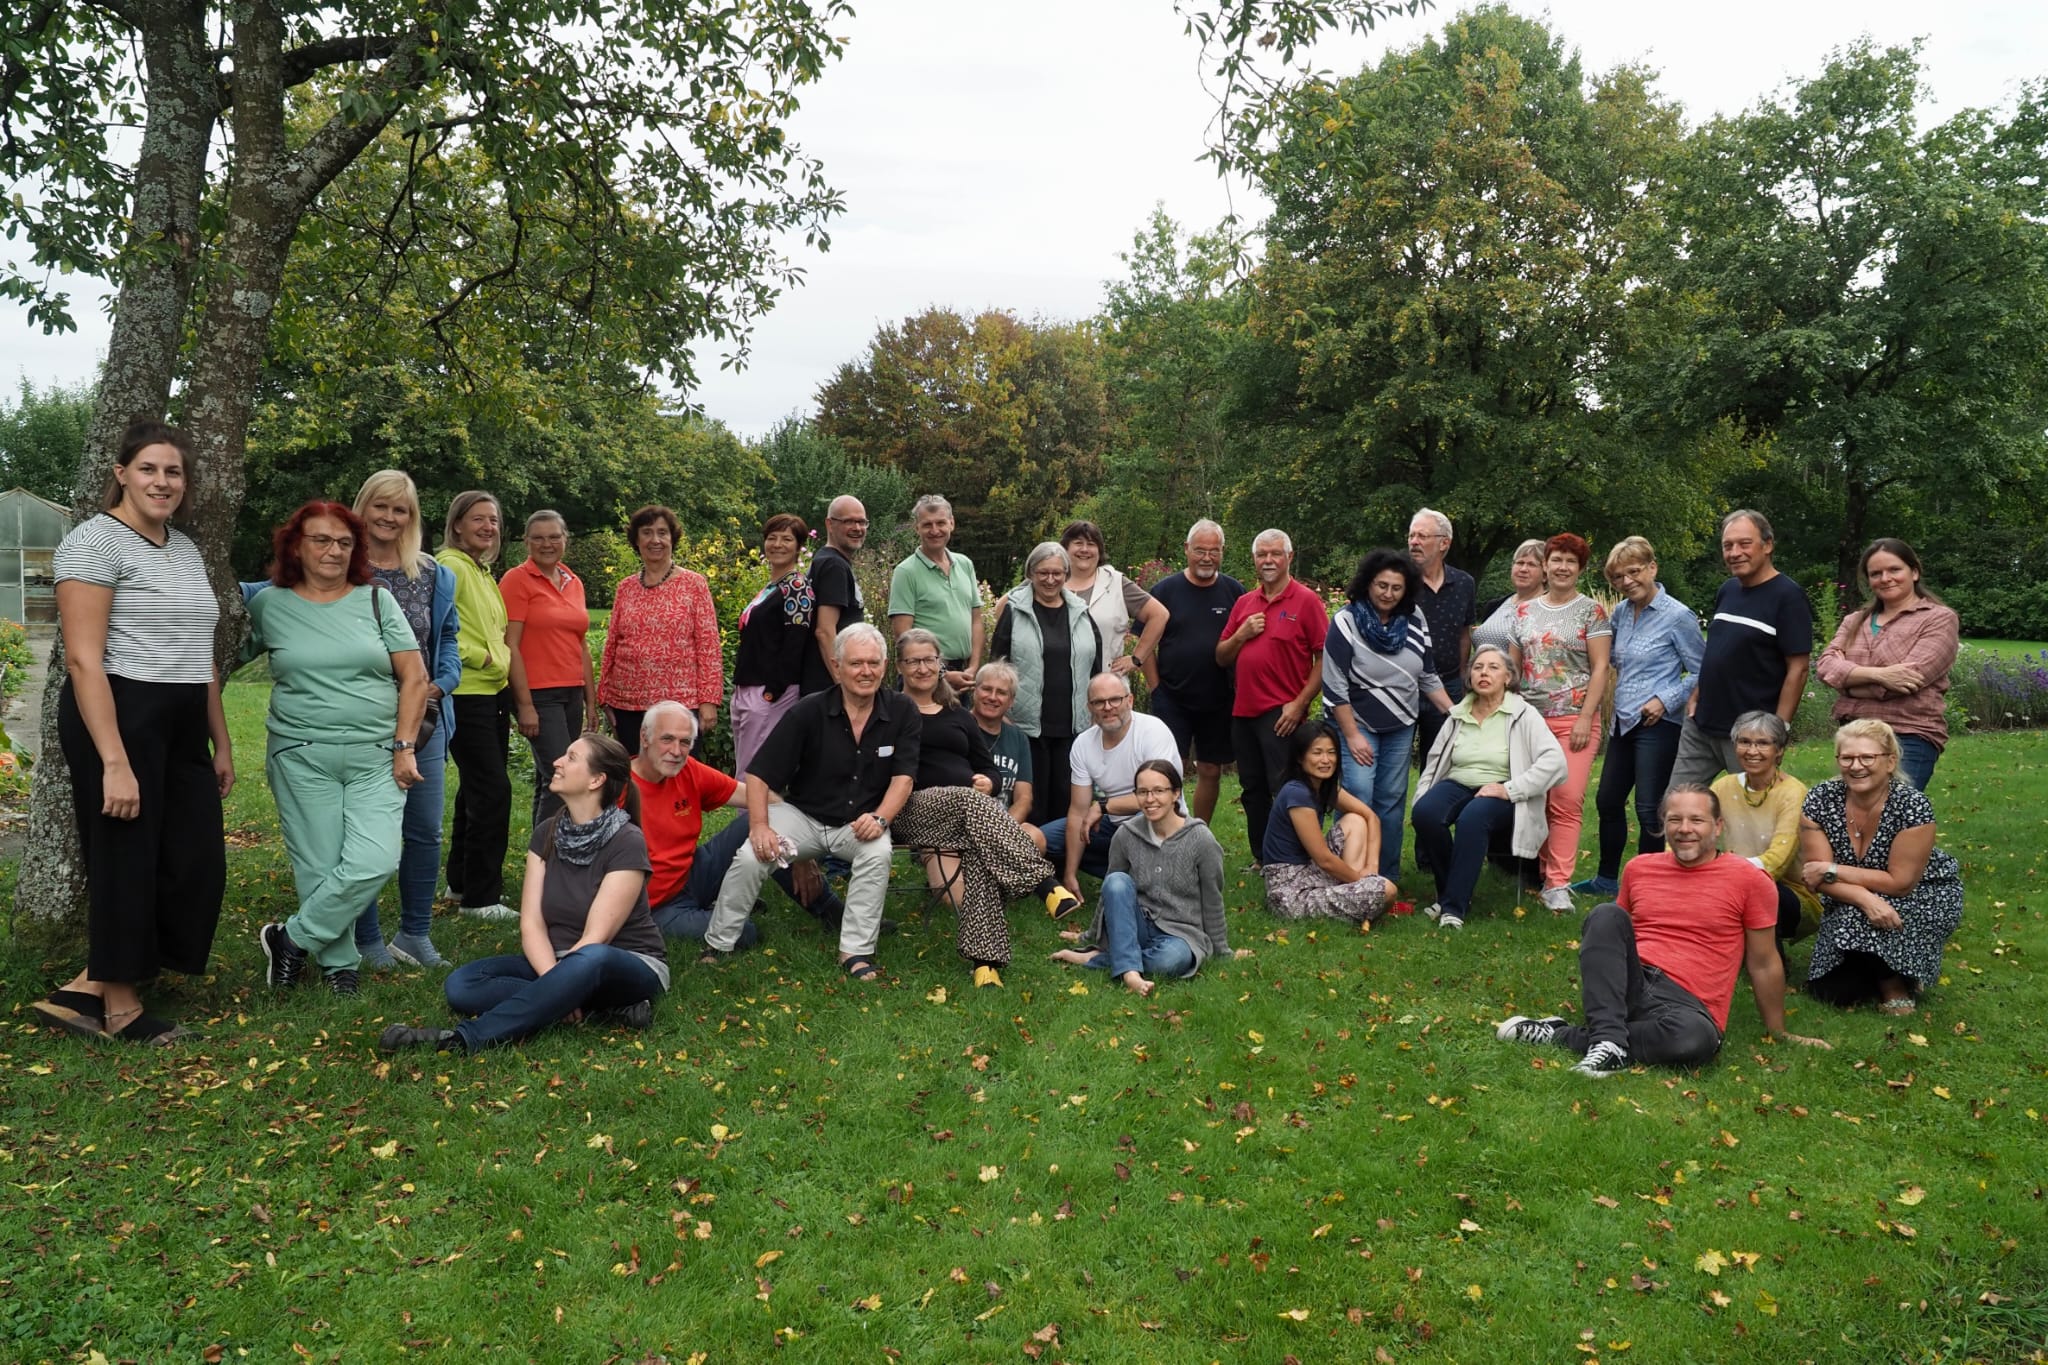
left=53, top=513, right=218, bottom=684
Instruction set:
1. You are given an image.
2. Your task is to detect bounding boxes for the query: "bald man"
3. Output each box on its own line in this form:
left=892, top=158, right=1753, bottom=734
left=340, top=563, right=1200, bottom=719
left=804, top=494, right=870, bottom=694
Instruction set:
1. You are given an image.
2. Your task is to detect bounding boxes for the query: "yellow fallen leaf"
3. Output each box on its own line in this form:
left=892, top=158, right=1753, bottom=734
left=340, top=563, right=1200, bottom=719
left=1458, top=1218, right=1482, bottom=1233
left=1247, top=1030, right=1265, bottom=1044
left=1278, top=1307, right=1310, bottom=1321
left=1756, top=1290, right=1779, bottom=1316
left=370, top=1140, right=399, bottom=1159
left=978, top=1165, right=1001, bottom=1183
left=26, top=1064, right=51, bottom=1076
left=1695, top=1249, right=1728, bottom=1276
left=1895, top=1186, right=1926, bottom=1207
left=585, top=1134, right=610, bottom=1149
left=1728, top=1250, right=1760, bottom=1271
left=1708, top=1290, right=1732, bottom=1308
left=756, top=1250, right=783, bottom=1268
left=1932, top=1086, right=1952, bottom=1100
left=1311, top=1223, right=1333, bottom=1238
left=1466, top=1284, right=1484, bottom=1300
left=925, top=986, right=948, bottom=1004
left=1718, top=1129, right=1740, bottom=1148
left=1067, top=981, right=1089, bottom=995
left=1907, top=1033, right=1929, bottom=1047
left=853, top=1292, right=881, bottom=1312
left=710, top=1123, right=730, bottom=1141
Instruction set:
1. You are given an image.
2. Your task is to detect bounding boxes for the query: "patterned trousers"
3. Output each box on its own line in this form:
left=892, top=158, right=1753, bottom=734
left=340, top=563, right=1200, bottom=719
left=892, top=786, right=1054, bottom=967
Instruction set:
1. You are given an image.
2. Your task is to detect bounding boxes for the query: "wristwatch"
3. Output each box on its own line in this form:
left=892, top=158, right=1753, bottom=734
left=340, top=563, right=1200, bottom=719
left=873, top=814, right=890, bottom=829
left=391, top=738, right=416, bottom=752
left=1821, top=863, right=1838, bottom=884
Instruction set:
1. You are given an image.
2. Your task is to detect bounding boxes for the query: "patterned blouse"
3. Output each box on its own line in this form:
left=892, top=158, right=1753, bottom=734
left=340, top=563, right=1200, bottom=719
left=1510, top=593, right=1612, bottom=719
left=599, top=567, right=724, bottom=711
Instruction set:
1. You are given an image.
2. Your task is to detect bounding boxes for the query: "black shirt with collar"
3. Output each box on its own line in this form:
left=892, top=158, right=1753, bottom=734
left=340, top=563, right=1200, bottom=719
left=749, top=684, right=922, bottom=827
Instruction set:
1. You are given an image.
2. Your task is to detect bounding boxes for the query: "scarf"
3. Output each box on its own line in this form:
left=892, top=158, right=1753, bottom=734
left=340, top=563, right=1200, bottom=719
left=552, top=805, right=629, bottom=866
left=1352, top=601, right=1410, bottom=656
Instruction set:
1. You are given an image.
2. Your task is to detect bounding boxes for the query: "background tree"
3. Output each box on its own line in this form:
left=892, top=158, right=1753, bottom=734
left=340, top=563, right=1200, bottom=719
left=749, top=418, right=912, bottom=537
left=1632, top=42, right=2048, bottom=594
left=1227, top=5, right=1698, bottom=580
left=814, top=308, right=1113, bottom=582
left=0, top=379, right=93, bottom=500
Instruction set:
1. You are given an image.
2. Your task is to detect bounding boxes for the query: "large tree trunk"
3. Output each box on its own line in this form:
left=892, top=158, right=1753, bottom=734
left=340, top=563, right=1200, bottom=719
left=17, top=0, right=219, bottom=926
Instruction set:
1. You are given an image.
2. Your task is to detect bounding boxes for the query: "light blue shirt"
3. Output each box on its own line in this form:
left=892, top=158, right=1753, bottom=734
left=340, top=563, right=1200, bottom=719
left=1609, top=585, right=1702, bottom=736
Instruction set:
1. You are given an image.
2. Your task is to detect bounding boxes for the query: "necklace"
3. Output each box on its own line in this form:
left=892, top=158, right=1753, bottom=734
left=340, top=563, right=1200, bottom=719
left=1738, top=773, right=1777, bottom=807
left=640, top=562, right=676, bottom=590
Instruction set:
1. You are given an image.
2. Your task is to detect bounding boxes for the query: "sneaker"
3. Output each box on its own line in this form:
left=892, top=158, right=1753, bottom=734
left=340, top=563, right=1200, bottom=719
left=972, top=965, right=1004, bottom=989
left=326, top=968, right=361, bottom=998
left=261, top=922, right=308, bottom=989
left=1436, top=911, right=1465, bottom=931
left=460, top=902, right=518, bottom=922
left=356, top=941, right=399, bottom=971
left=1540, top=886, right=1575, bottom=913
left=1573, top=1040, right=1630, bottom=1078
left=378, top=1024, right=460, bottom=1054
left=1420, top=902, right=1443, bottom=923
left=595, top=999, right=655, bottom=1031
left=1496, top=1015, right=1567, bottom=1046
left=1568, top=875, right=1619, bottom=899
left=388, top=932, right=450, bottom=969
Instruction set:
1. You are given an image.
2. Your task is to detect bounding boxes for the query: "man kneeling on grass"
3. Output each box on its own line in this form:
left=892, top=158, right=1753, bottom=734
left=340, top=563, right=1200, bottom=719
left=1495, top=784, right=1831, bottom=1077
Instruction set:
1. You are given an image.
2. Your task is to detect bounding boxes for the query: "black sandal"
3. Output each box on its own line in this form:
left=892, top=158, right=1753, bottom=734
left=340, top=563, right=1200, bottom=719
left=102, top=1007, right=187, bottom=1046
left=840, top=957, right=881, bottom=981
left=32, top=990, right=106, bottom=1038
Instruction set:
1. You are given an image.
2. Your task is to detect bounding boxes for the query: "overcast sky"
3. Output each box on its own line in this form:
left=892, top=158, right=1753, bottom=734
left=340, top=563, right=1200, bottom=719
left=2, top=1, right=2041, bottom=437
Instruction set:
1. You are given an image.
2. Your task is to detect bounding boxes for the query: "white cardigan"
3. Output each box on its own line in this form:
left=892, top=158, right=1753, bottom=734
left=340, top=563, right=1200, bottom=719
left=1414, top=690, right=1568, bottom=858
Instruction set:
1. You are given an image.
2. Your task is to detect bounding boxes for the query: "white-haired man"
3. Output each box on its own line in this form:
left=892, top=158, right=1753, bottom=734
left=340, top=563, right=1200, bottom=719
left=889, top=494, right=983, bottom=692
left=1217, top=528, right=1328, bottom=855
left=1043, top=671, right=1184, bottom=908
left=1407, top=507, right=1476, bottom=778
left=1148, top=517, right=1245, bottom=824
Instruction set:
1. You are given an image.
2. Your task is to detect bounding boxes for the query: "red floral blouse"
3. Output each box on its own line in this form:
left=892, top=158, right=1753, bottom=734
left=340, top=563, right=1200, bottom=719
left=598, top=568, right=724, bottom=711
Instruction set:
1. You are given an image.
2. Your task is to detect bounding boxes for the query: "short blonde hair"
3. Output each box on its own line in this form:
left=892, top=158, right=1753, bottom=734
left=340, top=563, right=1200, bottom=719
left=1835, top=717, right=1902, bottom=770
left=354, top=469, right=426, bottom=579
left=1604, top=536, right=1657, bottom=578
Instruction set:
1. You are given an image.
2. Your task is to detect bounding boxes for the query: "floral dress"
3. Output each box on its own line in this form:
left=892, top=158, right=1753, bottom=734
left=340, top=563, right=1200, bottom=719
left=1803, top=779, right=1963, bottom=1000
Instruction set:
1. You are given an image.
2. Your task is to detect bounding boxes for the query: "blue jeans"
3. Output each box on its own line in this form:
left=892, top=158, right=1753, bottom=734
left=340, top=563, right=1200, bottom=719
left=1896, top=734, right=1939, bottom=791
left=356, top=727, right=448, bottom=949
left=446, top=943, right=662, bottom=1050
left=1593, top=716, right=1682, bottom=880
left=648, top=814, right=840, bottom=946
left=1042, top=814, right=1118, bottom=880
left=1081, top=872, right=1197, bottom=979
left=1410, top=779, right=1516, bottom=919
left=1337, top=724, right=1413, bottom=880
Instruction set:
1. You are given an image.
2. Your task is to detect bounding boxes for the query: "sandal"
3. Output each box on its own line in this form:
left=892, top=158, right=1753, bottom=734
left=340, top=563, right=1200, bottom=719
left=1879, top=996, right=1917, bottom=1015
left=32, top=990, right=106, bottom=1038
left=696, top=947, right=734, bottom=967
left=102, top=1006, right=187, bottom=1045
left=840, top=957, right=881, bottom=981
left=1044, top=886, right=1083, bottom=920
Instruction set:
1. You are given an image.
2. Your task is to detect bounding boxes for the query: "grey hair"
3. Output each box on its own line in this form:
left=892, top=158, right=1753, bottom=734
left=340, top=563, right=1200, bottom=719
left=1413, top=507, right=1453, bottom=541
left=1086, top=670, right=1132, bottom=699
left=895, top=626, right=956, bottom=706
left=525, top=508, right=567, bottom=535
left=1511, top=537, right=1547, bottom=564
left=911, top=494, right=954, bottom=521
left=1024, top=541, right=1071, bottom=577
left=1185, top=517, right=1225, bottom=547
left=642, top=699, right=698, bottom=742
left=1728, top=709, right=1788, bottom=749
left=974, top=660, right=1020, bottom=694
left=1720, top=508, right=1774, bottom=543
left=835, top=622, right=889, bottom=664
left=1252, top=528, right=1292, bottom=554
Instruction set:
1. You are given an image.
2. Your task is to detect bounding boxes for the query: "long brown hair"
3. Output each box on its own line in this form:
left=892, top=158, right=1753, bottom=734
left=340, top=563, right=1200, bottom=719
left=1848, top=538, right=1939, bottom=633
left=103, top=420, right=195, bottom=515
left=536, top=733, right=643, bottom=859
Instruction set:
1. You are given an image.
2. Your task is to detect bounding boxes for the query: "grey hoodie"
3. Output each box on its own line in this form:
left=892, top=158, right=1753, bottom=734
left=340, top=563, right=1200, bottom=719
left=1093, top=816, right=1230, bottom=967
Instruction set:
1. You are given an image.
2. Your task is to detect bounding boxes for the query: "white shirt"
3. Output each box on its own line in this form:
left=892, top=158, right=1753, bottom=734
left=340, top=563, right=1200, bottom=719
left=1068, top=711, right=1183, bottom=819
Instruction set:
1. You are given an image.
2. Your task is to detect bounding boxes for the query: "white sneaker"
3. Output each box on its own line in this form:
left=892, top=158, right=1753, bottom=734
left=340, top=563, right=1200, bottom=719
left=460, top=902, right=518, bottom=922
left=1540, top=887, right=1575, bottom=913
left=1496, top=1015, right=1566, bottom=1046
left=1421, top=902, right=1443, bottom=923
left=1573, top=1040, right=1630, bottom=1078
left=1436, top=911, right=1465, bottom=931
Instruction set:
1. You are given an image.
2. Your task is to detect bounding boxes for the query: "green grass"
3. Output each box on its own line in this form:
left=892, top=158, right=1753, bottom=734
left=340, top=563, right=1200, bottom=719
left=1956, top=638, right=2048, bottom=660
left=4, top=683, right=2047, bottom=1362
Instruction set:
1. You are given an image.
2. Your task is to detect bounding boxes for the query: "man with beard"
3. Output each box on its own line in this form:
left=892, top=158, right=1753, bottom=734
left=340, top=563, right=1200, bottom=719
left=1146, top=518, right=1245, bottom=824
left=1043, top=672, right=1184, bottom=908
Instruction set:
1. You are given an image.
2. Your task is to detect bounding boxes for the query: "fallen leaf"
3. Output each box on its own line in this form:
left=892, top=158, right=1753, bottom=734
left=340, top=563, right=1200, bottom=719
left=1708, top=1290, right=1732, bottom=1308
left=926, top=986, right=948, bottom=1004
left=709, top=1123, right=730, bottom=1141
left=1756, top=1290, right=1779, bottom=1317
left=1592, top=1195, right=1619, bottom=1209
left=1718, top=1129, right=1740, bottom=1148
left=370, top=1140, right=399, bottom=1160
left=852, top=1293, right=881, bottom=1311
left=1695, top=1249, right=1728, bottom=1276
left=978, top=1165, right=1001, bottom=1183
left=1932, top=1086, right=1952, bottom=1100
left=1466, top=1284, right=1484, bottom=1300
left=1278, top=1308, right=1310, bottom=1321
left=1895, top=1186, right=1926, bottom=1207
left=1067, top=981, right=1089, bottom=995
left=1907, top=1033, right=1929, bottom=1047
left=755, top=1250, right=783, bottom=1269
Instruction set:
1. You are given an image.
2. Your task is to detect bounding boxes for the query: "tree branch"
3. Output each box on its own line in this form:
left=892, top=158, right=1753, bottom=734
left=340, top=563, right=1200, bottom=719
left=282, top=32, right=411, bottom=85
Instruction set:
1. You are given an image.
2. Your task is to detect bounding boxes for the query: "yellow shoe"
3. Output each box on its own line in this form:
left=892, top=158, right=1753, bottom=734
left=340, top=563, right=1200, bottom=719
left=1045, top=886, right=1081, bottom=919
left=972, top=965, right=1004, bottom=989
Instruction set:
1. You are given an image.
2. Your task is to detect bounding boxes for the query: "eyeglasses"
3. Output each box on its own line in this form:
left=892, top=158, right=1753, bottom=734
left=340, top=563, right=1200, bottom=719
left=1134, top=786, right=1176, bottom=798
left=1732, top=738, right=1779, bottom=750
left=1087, top=696, right=1128, bottom=709
left=830, top=516, right=869, bottom=527
left=1837, top=752, right=1887, bottom=769
left=305, top=535, right=355, bottom=551
left=900, top=656, right=941, bottom=670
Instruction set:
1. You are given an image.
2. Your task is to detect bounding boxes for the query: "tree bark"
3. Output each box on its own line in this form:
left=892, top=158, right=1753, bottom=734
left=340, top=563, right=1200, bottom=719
left=17, top=0, right=218, bottom=925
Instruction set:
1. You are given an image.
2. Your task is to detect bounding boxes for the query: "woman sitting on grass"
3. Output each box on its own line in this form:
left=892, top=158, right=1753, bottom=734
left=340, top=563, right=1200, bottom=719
left=378, top=734, right=667, bottom=1053
left=1261, top=723, right=1398, bottom=924
left=1798, top=718, right=1964, bottom=1015
left=1051, top=760, right=1229, bottom=996
left=1709, top=710, right=1821, bottom=955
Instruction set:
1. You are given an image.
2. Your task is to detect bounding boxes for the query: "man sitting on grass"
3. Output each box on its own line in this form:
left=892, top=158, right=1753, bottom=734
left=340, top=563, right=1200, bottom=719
left=1495, top=785, right=1831, bottom=1077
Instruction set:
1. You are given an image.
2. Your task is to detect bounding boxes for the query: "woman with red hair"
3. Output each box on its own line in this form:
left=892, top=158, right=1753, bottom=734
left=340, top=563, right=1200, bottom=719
left=246, top=501, right=430, bottom=997
left=1508, top=533, right=1612, bottom=911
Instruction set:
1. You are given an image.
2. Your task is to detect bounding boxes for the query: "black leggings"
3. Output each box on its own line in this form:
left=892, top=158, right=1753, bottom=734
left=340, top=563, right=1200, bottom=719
left=446, top=690, right=512, bottom=907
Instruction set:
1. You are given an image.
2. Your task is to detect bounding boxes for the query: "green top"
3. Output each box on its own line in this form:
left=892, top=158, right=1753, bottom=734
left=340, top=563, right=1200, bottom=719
left=888, top=547, right=980, bottom=663
left=436, top=546, right=510, bottom=694
left=248, top=584, right=421, bottom=744
left=1443, top=698, right=1513, bottom=789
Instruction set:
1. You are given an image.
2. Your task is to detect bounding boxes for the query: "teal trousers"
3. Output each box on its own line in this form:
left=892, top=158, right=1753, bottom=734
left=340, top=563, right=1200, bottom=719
left=268, top=738, right=405, bottom=969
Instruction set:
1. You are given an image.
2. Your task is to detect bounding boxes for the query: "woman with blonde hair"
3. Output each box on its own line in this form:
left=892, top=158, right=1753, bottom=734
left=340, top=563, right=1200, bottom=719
left=350, top=470, right=462, bottom=968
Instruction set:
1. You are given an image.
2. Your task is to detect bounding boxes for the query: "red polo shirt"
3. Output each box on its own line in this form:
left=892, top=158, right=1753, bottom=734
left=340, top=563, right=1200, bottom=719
left=1223, top=577, right=1329, bottom=716
left=630, top=758, right=740, bottom=906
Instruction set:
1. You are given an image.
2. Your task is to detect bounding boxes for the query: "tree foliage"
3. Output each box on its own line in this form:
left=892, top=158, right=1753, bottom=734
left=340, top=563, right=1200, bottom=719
left=0, top=378, right=92, bottom=501
left=814, top=308, right=1113, bottom=583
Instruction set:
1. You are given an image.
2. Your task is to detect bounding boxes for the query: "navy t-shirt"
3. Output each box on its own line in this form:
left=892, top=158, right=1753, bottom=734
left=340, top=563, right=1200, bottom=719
left=1150, top=571, right=1246, bottom=709
left=1260, top=779, right=1328, bottom=866
left=1695, top=573, right=1814, bottom=734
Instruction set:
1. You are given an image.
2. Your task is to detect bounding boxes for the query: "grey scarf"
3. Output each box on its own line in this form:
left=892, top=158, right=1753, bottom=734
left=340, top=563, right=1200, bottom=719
left=551, top=806, right=629, bottom=866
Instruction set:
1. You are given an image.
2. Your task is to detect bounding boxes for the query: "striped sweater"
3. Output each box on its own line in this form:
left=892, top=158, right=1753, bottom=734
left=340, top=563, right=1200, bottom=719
left=1323, top=603, right=1443, bottom=732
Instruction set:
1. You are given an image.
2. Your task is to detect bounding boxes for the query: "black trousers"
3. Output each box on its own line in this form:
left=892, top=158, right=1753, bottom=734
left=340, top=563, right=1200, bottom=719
left=1028, top=734, right=1075, bottom=827
left=1555, top=902, right=1723, bottom=1066
left=1231, top=707, right=1292, bottom=860
left=447, top=689, right=512, bottom=907
left=58, top=676, right=225, bottom=981
left=524, top=686, right=584, bottom=824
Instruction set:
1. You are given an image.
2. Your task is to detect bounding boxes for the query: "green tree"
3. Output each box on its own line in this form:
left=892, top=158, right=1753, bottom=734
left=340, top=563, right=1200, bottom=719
left=1229, top=6, right=1702, bottom=577
left=0, top=378, right=94, bottom=500
left=1631, top=42, right=2048, bottom=591
left=749, top=418, right=912, bottom=537
left=814, top=308, right=1114, bottom=583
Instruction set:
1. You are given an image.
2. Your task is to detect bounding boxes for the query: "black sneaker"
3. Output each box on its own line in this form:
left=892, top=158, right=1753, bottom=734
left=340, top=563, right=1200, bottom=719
left=377, top=1024, right=460, bottom=1054
left=261, top=922, right=308, bottom=989
left=1496, top=1015, right=1567, bottom=1047
left=1573, top=1040, right=1630, bottom=1078
left=326, top=968, right=361, bottom=998
left=595, top=999, right=654, bottom=1031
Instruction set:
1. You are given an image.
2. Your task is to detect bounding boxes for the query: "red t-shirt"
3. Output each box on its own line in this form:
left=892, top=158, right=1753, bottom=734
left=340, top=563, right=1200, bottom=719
left=1616, top=852, right=1777, bottom=1031
left=499, top=559, right=592, bottom=689
left=629, top=758, right=740, bottom=906
left=1223, top=577, right=1330, bottom=716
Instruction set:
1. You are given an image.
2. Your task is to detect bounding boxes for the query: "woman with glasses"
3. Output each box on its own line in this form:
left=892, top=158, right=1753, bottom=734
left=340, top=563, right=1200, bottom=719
left=1471, top=539, right=1546, bottom=657
left=1798, top=719, right=1964, bottom=1014
left=1815, top=538, right=1959, bottom=790
left=502, top=510, right=597, bottom=824
left=990, top=542, right=1104, bottom=825
left=892, top=629, right=1061, bottom=988
left=1050, top=760, right=1230, bottom=996
left=1709, top=710, right=1821, bottom=953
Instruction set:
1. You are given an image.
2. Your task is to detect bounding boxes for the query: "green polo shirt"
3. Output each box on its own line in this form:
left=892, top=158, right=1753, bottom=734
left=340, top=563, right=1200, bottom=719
left=888, top=546, right=981, bottom=663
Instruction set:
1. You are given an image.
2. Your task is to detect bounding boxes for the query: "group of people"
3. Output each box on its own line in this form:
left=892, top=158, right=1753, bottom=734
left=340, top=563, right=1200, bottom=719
left=29, top=422, right=1967, bottom=1081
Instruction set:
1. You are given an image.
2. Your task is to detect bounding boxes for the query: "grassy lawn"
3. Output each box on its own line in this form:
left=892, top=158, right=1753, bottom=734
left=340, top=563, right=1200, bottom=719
left=1957, top=639, right=2048, bottom=660
left=3, top=680, right=2046, bottom=1362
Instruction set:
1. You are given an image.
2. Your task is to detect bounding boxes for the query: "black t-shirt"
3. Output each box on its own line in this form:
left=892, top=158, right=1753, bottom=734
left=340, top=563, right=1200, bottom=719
left=1033, top=599, right=1078, bottom=741
left=809, top=545, right=863, bottom=627
left=913, top=704, right=999, bottom=790
left=1415, top=566, right=1477, bottom=696
left=1694, top=572, right=1814, bottom=735
left=1149, top=570, right=1245, bottom=707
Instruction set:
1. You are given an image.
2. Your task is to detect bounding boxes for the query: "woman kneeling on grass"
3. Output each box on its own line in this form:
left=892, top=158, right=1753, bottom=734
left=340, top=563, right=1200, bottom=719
left=378, top=734, right=666, bottom=1053
left=1261, top=723, right=1398, bottom=924
left=1050, top=760, right=1230, bottom=996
